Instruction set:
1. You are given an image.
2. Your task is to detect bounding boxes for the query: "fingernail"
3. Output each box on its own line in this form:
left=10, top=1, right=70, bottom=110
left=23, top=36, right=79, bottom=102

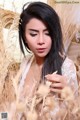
left=45, top=75, right=50, bottom=79
left=52, top=71, right=57, bottom=74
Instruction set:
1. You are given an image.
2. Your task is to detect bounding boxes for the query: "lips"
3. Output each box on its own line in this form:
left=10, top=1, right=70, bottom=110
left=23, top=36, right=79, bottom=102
left=36, top=48, right=46, bottom=53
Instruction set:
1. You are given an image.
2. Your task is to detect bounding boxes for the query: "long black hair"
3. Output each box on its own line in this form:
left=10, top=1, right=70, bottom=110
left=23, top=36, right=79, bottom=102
left=19, top=2, right=65, bottom=79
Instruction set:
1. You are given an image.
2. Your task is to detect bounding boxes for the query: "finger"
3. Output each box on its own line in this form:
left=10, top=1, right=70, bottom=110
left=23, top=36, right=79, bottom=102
left=46, top=75, right=60, bottom=82
left=50, top=83, right=63, bottom=89
left=45, top=71, right=57, bottom=79
left=46, top=74, right=67, bottom=84
left=50, top=87, right=61, bottom=93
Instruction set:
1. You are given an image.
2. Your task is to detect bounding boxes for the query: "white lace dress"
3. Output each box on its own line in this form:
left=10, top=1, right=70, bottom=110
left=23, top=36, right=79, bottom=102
left=9, top=54, right=78, bottom=120
left=14, top=54, right=78, bottom=119
left=19, top=54, right=78, bottom=94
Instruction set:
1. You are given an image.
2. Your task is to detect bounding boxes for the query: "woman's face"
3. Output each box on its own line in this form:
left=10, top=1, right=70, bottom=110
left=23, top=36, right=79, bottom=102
left=25, top=18, right=52, bottom=58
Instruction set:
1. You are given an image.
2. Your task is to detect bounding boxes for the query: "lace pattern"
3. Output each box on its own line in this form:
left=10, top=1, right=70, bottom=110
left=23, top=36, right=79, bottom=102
left=62, top=57, right=78, bottom=92
left=0, top=55, right=78, bottom=120
left=20, top=55, right=78, bottom=93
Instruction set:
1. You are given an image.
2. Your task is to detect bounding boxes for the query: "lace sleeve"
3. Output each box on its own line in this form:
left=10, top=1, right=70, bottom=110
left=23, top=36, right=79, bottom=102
left=62, top=57, right=78, bottom=93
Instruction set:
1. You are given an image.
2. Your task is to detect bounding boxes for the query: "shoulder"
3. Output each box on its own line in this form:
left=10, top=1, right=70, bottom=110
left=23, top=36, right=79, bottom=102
left=20, top=54, right=33, bottom=67
left=19, top=54, right=34, bottom=84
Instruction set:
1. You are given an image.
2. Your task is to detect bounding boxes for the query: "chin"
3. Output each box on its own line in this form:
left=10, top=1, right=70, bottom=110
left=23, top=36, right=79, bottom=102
left=36, top=54, right=47, bottom=58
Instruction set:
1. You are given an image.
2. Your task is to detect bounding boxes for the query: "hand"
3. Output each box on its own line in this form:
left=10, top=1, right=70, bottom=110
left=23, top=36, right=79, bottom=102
left=45, top=73, right=68, bottom=94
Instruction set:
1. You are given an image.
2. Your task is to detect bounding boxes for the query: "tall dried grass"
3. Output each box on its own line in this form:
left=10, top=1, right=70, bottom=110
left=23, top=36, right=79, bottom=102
left=0, top=16, right=9, bottom=95
left=0, top=1, right=80, bottom=120
left=0, top=8, right=21, bottom=100
left=48, top=0, right=80, bottom=53
left=6, top=70, right=80, bottom=120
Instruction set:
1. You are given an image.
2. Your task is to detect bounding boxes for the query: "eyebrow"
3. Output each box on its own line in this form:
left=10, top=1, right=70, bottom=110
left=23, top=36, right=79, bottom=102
left=28, top=28, right=48, bottom=32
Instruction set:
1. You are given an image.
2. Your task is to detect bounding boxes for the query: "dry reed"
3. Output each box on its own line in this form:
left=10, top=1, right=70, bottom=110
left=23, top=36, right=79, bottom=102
left=0, top=1, right=80, bottom=120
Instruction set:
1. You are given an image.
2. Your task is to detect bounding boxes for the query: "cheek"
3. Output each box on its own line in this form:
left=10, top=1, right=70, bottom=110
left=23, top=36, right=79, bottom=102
left=26, top=39, right=36, bottom=51
left=48, top=39, right=52, bottom=48
left=25, top=35, right=34, bottom=47
left=26, top=41, right=35, bottom=50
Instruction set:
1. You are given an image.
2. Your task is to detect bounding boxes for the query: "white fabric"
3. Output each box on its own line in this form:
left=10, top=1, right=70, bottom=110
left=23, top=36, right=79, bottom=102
left=62, top=57, right=78, bottom=91
left=17, top=54, right=78, bottom=120
left=19, top=55, right=78, bottom=92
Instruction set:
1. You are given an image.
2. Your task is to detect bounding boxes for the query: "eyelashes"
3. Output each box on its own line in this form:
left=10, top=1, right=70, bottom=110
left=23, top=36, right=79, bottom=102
left=45, top=33, right=50, bottom=36
left=30, top=33, right=37, bottom=37
left=30, top=33, right=50, bottom=37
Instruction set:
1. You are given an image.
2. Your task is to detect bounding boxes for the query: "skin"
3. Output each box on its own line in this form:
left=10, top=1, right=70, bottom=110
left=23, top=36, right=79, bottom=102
left=45, top=73, right=67, bottom=93
left=25, top=18, right=68, bottom=94
left=25, top=18, right=52, bottom=65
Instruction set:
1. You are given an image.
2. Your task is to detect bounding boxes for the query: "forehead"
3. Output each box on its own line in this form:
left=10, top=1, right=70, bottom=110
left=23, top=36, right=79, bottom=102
left=25, top=18, right=47, bottom=30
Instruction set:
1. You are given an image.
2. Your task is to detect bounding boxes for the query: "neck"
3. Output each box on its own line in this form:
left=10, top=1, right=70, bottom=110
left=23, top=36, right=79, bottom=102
left=33, top=56, right=45, bottom=68
left=31, top=56, right=44, bottom=80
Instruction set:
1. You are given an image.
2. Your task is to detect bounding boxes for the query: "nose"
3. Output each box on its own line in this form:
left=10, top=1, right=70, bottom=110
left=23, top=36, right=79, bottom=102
left=37, top=34, right=45, bottom=45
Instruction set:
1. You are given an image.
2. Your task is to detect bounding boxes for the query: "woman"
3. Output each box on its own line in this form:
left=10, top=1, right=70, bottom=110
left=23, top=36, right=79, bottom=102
left=18, top=1, right=78, bottom=95
left=0, top=1, right=78, bottom=120
left=17, top=1, right=78, bottom=119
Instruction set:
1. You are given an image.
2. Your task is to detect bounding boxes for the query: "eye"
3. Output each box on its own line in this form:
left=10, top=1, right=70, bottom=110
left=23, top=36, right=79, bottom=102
left=30, top=33, right=37, bottom=37
left=45, top=32, right=50, bottom=36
